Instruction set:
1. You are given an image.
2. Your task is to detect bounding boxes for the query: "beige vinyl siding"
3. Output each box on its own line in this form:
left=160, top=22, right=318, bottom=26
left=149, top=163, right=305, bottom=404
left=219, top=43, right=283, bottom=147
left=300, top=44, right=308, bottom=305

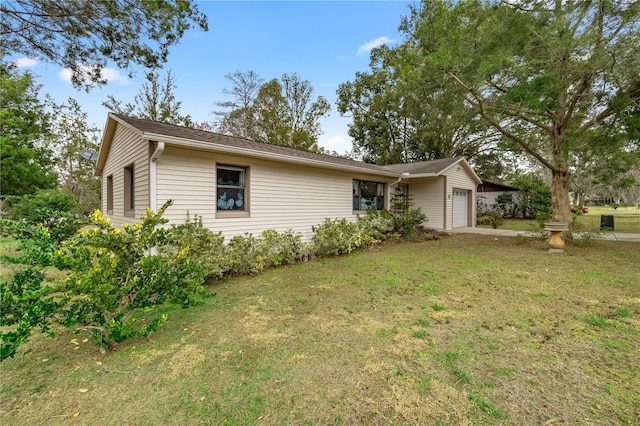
left=155, top=146, right=390, bottom=241
left=101, top=124, right=149, bottom=228
left=409, top=177, right=446, bottom=230
left=444, top=167, right=477, bottom=229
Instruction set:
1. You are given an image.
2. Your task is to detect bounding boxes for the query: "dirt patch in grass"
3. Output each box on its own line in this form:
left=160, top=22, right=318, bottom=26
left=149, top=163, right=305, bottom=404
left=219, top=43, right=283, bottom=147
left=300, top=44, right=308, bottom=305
left=2, top=234, right=639, bottom=425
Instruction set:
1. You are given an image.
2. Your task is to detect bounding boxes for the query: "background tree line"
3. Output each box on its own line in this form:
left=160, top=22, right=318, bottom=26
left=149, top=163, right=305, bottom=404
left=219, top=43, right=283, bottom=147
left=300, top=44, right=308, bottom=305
left=1, top=0, right=638, bottom=221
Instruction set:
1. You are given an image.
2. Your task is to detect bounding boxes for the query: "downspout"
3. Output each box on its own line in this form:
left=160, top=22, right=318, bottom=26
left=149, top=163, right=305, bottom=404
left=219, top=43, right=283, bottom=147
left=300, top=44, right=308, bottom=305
left=148, top=141, right=165, bottom=256
left=388, top=172, right=410, bottom=209
left=149, top=141, right=165, bottom=211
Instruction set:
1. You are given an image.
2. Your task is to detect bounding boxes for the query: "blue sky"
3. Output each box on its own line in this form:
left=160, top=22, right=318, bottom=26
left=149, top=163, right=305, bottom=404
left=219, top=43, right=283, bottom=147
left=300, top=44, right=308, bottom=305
left=13, top=1, right=416, bottom=154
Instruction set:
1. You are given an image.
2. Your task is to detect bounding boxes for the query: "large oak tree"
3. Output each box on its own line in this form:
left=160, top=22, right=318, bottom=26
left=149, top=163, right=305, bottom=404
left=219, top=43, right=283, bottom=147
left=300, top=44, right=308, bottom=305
left=395, top=0, right=640, bottom=223
left=337, top=46, right=495, bottom=166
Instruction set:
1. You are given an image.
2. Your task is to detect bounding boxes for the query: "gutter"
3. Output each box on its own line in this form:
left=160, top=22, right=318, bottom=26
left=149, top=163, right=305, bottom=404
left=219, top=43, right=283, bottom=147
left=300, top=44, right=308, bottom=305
left=140, top=132, right=399, bottom=178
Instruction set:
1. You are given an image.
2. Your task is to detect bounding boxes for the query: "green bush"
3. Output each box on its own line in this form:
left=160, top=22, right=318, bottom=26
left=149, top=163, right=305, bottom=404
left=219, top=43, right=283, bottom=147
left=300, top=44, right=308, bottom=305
left=59, top=202, right=210, bottom=348
left=312, top=218, right=359, bottom=256
left=3, top=190, right=82, bottom=219
left=487, top=210, right=504, bottom=229
left=356, top=210, right=393, bottom=241
left=535, top=211, right=552, bottom=229
left=2, top=190, right=89, bottom=243
left=162, top=214, right=228, bottom=280
left=0, top=267, right=63, bottom=361
left=1, top=200, right=213, bottom=359
left=478, top=211, right=504, bottom=229
left=226, top=233, right=266, bottom=275
left=259, top=229, right=308, bottom=267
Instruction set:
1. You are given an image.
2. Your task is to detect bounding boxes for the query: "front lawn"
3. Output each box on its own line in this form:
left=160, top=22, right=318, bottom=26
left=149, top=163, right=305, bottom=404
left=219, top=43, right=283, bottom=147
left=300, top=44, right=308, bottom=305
left=1, top=234, right=639, bottom=425
left=480, top=206, right=640, bottom=233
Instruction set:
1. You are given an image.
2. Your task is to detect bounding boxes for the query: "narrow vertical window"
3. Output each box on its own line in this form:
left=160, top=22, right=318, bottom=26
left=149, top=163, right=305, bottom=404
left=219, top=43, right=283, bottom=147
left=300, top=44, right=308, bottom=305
left=106, top=175, right=113, bottom=214
left=124, top=164, right=135, bottom=215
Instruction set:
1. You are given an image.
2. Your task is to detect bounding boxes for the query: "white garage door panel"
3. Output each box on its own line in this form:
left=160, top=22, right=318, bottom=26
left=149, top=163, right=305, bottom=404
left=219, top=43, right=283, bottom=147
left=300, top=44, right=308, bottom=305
left=453, top=189, right=467, bottom=228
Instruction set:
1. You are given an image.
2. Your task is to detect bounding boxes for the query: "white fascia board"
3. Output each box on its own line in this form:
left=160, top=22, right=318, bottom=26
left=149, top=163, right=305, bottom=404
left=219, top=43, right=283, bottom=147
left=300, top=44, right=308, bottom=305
left=142, top=132, right=399, bottom=178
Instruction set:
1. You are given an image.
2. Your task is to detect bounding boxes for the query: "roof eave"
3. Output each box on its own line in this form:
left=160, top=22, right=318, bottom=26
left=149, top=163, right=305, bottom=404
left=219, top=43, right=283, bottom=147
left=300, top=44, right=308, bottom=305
left=141, top=131, right=400, bottom=178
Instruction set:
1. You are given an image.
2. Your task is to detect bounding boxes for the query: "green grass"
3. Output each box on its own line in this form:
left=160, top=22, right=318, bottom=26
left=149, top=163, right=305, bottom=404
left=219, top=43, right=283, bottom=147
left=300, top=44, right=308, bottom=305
left=480, top=206, right=640, bottom=233
left=2, top=234, right=639, bottom=425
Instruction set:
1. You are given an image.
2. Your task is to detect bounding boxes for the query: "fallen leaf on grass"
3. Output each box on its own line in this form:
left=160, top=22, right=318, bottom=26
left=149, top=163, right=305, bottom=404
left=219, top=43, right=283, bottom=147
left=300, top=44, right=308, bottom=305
left=79, top=389, right=89, bottom=393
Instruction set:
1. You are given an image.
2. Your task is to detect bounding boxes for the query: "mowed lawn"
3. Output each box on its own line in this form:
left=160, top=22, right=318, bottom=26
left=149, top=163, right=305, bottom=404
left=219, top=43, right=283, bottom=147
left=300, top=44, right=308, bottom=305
left=1, top=234, right=639, bottom=425
left=482, top=206, right=640, bottom=233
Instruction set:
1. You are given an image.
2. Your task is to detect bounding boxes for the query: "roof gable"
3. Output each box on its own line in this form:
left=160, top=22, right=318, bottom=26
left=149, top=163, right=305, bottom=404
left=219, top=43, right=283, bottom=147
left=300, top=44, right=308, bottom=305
left=381, top=157, right=482, bottom=183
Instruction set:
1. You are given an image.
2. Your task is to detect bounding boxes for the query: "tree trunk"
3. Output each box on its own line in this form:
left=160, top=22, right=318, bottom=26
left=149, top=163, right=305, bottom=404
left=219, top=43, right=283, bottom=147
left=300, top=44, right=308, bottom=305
left=551, top=168, right=571, bottom=224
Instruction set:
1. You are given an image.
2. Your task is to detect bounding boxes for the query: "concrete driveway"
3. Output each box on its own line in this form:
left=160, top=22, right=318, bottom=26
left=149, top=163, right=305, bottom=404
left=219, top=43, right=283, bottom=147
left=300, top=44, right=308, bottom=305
left=448, top=227, right=640, bottom=242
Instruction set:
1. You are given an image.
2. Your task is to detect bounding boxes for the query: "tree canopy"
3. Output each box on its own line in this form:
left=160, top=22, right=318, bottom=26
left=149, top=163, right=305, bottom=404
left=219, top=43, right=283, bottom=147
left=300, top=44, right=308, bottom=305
left=0, top=62, right=57, bottom=196
left=345, top=0, right=640, bottom=223
left=47, top=97, right=102, bottom=211
left=337, top=46, right=493, bottom=165
left=1, top=0, right=208, bottom=89
left=214, top=70, right=264, bottom=139
left=103, top=69, right=194, bottom=127
left=217, top=72, right=330, bottom=152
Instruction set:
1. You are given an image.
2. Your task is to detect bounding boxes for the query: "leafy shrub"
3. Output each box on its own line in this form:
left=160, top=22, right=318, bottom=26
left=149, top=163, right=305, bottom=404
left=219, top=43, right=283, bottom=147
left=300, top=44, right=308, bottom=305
left=162, top=213, right=228, bottom=279
left=535, top=211, right=552, bottom=229
left=59, top=202, right=210, bottom=348
left=0, top=267, right=63, bottom=361
left=2, top=190, right=89, bottom=244
left=3, top=190, right=82, bottom=219
left=356, top=210, right=393, bottom=241
left=488, top=210, right=504, bottom=229
left=226, top=233, right=266, bottom=275
left=259, top=229, right=308, bottom=267
left=312, top=218, right=359, bottom=256
left=388, top=188, right=428, bottom=236
left=478, top=210, right=504, bottom=229
left=1, top=200, right=213, bottom=359
left=391, top=208, right=428, bottom=236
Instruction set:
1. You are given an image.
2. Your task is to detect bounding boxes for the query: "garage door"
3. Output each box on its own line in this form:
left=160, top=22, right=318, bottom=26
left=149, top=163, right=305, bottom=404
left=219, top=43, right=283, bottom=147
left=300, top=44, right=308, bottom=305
left=453, top=189, right=468, bottom=228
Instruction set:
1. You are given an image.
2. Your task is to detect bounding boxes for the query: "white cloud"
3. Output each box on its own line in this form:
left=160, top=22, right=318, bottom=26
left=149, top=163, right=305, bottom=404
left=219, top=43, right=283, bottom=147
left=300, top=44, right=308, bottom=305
left=357, top=36, right=395, bottom=56
left=319, top=134, right=352, bottom=155
left=58, top=65, right=129, bottom=86
left=14, top=57, right=40, bottom=68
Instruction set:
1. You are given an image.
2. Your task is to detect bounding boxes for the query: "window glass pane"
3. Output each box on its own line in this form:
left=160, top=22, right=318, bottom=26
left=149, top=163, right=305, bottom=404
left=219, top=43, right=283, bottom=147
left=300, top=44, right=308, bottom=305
left=217, top=167, right=244, bottom=187
left=217, top=188, right=245, bottom=210
left=361, top=181, right=376, bottom=198
left=353, top=180, right=384, bottom=210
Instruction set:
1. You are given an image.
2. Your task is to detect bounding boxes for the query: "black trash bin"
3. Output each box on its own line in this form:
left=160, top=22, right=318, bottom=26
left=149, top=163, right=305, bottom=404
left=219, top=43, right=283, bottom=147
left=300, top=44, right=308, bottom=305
left=600, top=215, right=614, bottom=231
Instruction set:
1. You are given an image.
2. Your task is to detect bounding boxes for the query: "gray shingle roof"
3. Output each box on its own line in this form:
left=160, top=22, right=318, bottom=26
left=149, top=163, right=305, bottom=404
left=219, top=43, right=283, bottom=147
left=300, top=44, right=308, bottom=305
left=110, top=114, right=469, bottom=178
left=112, top=114, right=387, bottom=173
left=380, top=157, right=462, bottom=175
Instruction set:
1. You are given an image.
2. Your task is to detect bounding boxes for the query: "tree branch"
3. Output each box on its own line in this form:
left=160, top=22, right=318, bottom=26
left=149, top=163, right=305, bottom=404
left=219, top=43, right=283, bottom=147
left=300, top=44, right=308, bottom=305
left=447, top=71, right=557, bottom=171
